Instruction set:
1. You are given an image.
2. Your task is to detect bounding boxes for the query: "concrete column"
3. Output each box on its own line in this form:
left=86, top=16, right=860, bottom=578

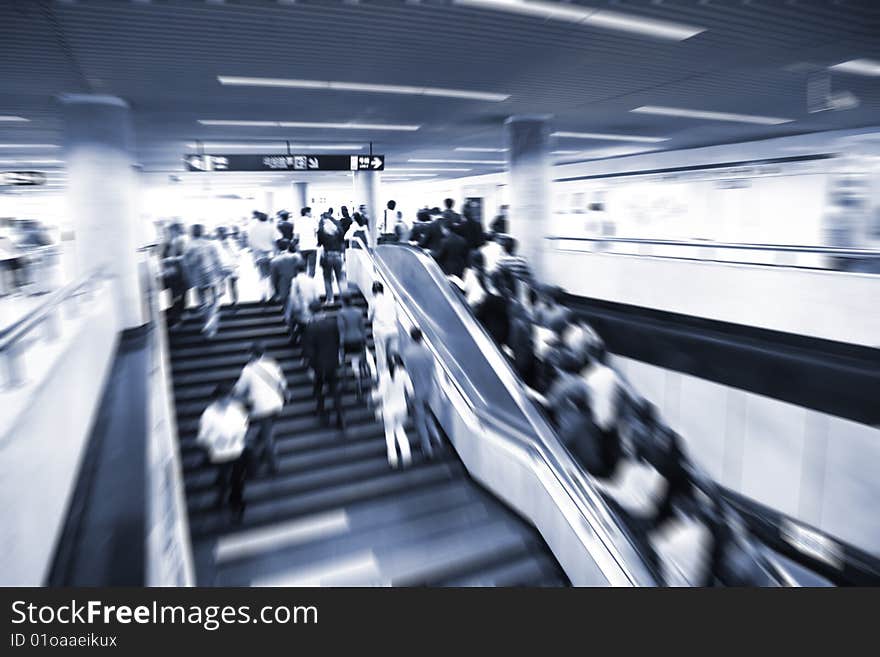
left=293, top=181, right=309, bottom=212
left=61, top=94, right=143, bottom=329
left=352, top=170, right=381, bottom=247
left=505, top=115, right=553, bottom=281
left=263, top=189, right=275, bottom=216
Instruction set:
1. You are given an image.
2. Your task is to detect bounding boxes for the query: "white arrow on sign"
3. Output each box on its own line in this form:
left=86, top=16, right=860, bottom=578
left=371, top=156, right=383, bottom=169
left=186, top=155, right=207, bottom=171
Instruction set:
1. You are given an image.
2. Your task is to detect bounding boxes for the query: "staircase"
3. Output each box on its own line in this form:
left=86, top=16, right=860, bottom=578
left=167, top=291, right=568, bottom=586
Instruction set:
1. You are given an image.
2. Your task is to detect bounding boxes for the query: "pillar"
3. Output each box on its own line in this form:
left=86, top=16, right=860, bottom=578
left=263, top=189, right=275, bottom=217
left=504, top=115, right=553, bottom=281
left=61, top=94, right=143, bottom=329
left=293, top=181, right=309, bottom=212
left=352, top=170, right=381, bottom=247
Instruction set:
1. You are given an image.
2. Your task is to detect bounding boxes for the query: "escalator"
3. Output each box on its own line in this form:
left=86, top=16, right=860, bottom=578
left=166, top=293, right=568, bottom=586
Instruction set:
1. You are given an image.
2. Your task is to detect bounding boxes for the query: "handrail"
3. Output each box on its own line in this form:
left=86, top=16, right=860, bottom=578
left=0, top=268, right=104, bottom=353
left=365, top=241, right=657, bottom=585
left=546, top=235, right=880, bottom=257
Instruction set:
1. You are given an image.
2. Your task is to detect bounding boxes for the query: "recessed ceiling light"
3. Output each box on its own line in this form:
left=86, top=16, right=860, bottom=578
left=198, top=119, right=420, bottom=131
left=454, top=147, right=508, bottom=153
left=630, top=105, right=793, bottom=125
left=217, top=76, right=510, bottom=102
left=453, top=0, right=705, bottom=41
left=408, top=158, right=506, bottom=165
left=829, top=59, right=880, bottom=76
left=0, top=116, right=29, bottom=122
left=552, top=131, right=668, bottom=143
left=184, top=142, right=364, bottom=150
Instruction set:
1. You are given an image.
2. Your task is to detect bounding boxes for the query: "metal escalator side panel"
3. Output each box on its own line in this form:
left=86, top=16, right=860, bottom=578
left=359, top=243, right=657, bottom=586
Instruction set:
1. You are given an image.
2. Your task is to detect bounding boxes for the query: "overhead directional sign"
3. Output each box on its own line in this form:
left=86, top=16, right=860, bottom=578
left=0, top=171, right=46, bottom=186
left=184, top=154, right=384, bottom=172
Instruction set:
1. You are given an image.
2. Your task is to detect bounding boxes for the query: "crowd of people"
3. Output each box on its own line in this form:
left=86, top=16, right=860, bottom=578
left=162, top=197, right=771, bottom=583
left=390, top=197, right=774, bottom=585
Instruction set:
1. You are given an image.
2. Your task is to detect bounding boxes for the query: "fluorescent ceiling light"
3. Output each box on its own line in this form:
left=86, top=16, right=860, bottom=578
left=408, top=158, right=506, bottom=165
left=453, top=0, right=705, bottom=41
left=552, top=131, right=667, bottom=143
left=0, top=116, right=29, bottom=122
left=0, top=158, right=64, bottom=165
left=555, top=145, right=656, bottom=160
left=198, top=119, right=420, bottom=131
left=388, top=167, right=471, bottom=172
left=455, top=147, right=508, bottom=153
left=0, top=144, right=59, bottom=149
left=552, top=150, right=582, bottom=155
left=185, top=142, right=364, bottom=150
left=631, top=105, right=793, bottom=125
left=829, top=59, right=880, bottom=76
left=217, top=76, right=510, bottom=102
left=382, top=173, right=438, bottom=177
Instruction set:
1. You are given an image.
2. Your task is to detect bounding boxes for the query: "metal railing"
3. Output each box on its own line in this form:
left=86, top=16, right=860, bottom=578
left=349, top=238, right=657, bottom=585
left=0, top=268, right=104, bottom=388
left=547, top=235, right=880, bottom=271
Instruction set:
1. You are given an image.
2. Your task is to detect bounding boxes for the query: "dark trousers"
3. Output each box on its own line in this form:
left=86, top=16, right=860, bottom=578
left=322, top=251, right=345, bottom=301
left=215, top=450, right=249, bottom=510
left=227, top=276, right=238, bottom=304
left=167, top=287, right=187, bottom=326
left=313, top=367, right=342, bottom=425
left=300, top=249, right=317, bottom=277
left=252, top=415, right=279, bottom=473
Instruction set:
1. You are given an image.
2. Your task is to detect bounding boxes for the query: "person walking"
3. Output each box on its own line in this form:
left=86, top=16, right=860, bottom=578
left=296, top=207, right=320, bottom=278
left=248, top=211, right=277, bottom=302
left=317, top=212, right=346, bottom=303
left=196, top=382, right=250, bottom=520
left=302, top=299, right=345, bottom=429
left=215, top=225, right=240, bottom=306
left=269, top=239, right=300, bottom=311
left=401, top=327, right=442, bottom=458
left=368, top=281, right=398, bottom=386
left=374, top=353, right=413, bottom=469
left=287, top=259, right=319, bottom=344
left=182, top=223, right=224, bottom=338
left=233, top=342, right=287, bottom=475
left=433, top=222, right=469, bottom=278
left=276, top=210, right=294, bottom=246
left=337, top=292, right=373, bottom=400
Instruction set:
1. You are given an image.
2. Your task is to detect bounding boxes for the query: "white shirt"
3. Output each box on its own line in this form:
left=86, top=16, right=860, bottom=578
left=249, top=221, right=277, bottom=253
left=234, top=357, right=286, bottom=418
left=481, top=240, right=504, bottom=274
left=583, top=362, right=620, bottom=431
left=369, top=293, right=398, bottom=335
left=197, top=401, right=249, bottom=463
left=289, top=272, right=319, bottom=315
left=296, top=214, right=319, bottom=251
left=461, top=268, right=486, bottom=308
left=376, top=369, right=413, bottom=420
left=216, top=240, right=240, bottom=274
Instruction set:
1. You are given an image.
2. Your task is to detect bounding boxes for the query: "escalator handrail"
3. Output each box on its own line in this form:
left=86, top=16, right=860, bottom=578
left=364, top=240, right=657, bottom=585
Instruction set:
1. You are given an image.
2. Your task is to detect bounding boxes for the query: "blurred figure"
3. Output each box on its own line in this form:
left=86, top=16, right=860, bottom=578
left=339, top=205, right=353, bottom=235
left=474, top=270, right=510, bottom=347
left=317, top=212, right=346, bottom=303
left=441, top=197, right=461, bottom=230
left=374, top=353, right=413, bottom=468
left=344, top=212, right=369, bottom=246
left=197, top=382, right=250, bottom=520
left=337, top=291, right=372, bottom=399
left=489, top=204, right=508, bottom=235
left=368, top=281, right=399, bottom=386
left=303, top=299, right=345, bottom=429
left=479, top=232, right=504, bottom=276
left=159, top=223, right=188, bottom=328
left=249, top=211, right=276, bottom=302
left=456, top=202, right=486, bottom=253
left=287, top=259, right=319, bottom=344
left=269, top=240, right=300, bottom=310
left=383, top=199, right=397, bottom=234
left=234, top=341, right=287, bottom=475
left=495, top=236, right=534, bottom=300
left=215, top=226, right=240, bottom=306
left=433, top=222, right=469, bottom=278
left=401, top=327, right=442, bottom=458
left=458, top=250, right=488, bottom=309
left=276, top=210, right=294, bottom=246
left=297, top=206, right=319, bottom=278
left=182, top=223, right=224, bottom=338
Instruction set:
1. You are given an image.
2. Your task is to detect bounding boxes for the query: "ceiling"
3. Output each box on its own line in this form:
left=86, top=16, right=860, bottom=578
left=1, top=0, right=879, bottom=185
